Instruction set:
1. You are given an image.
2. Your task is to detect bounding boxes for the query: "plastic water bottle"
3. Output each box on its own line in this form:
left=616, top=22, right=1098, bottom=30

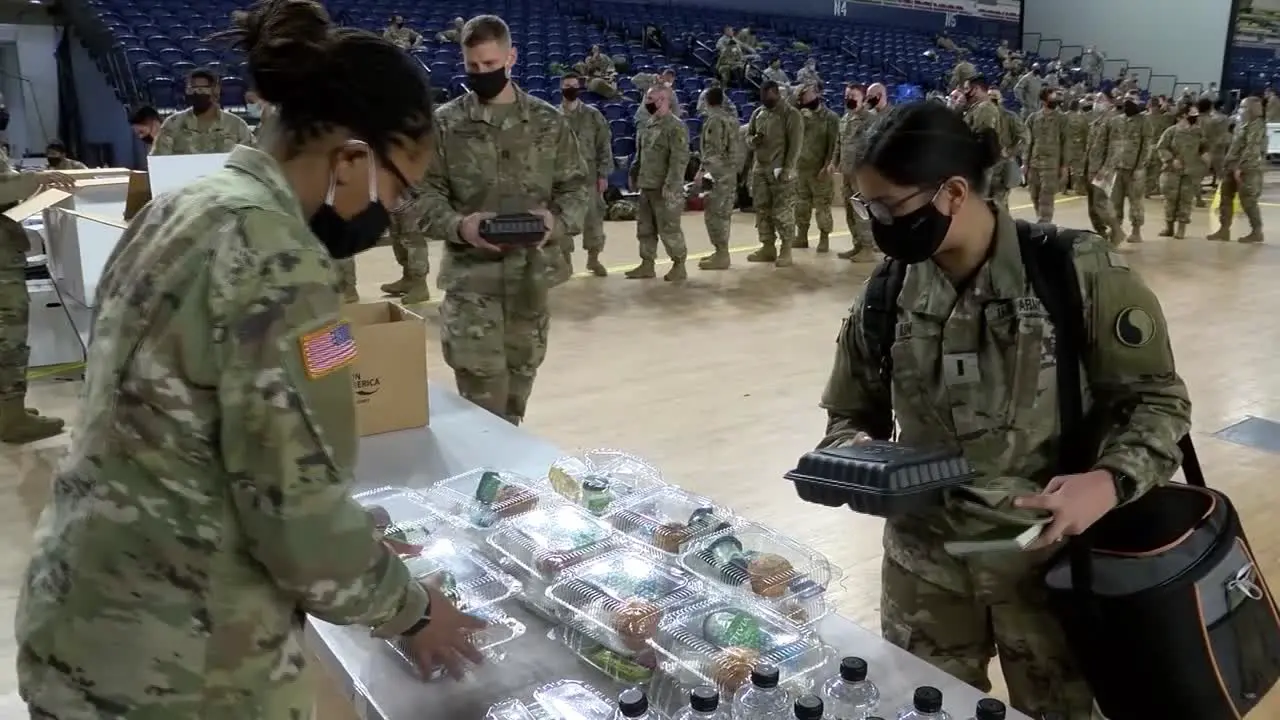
left=822, top=657, right=880, bottom=719
left=733, top=664, right=791, bottom=720
left=674, top=686, right=729, bottom=720
left=895, top=687, right=951, bottom=720
left=968, top=699, right=1006, bottom=720
left=794, top=695, right=826, bottom=720
left=615, top=688, right=656, bottom=720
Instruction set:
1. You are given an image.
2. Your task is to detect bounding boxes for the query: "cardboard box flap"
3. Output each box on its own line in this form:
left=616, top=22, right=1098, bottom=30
left=124, top=171, right=151, bottom=221
left=54, top=207, right=129, bottom=230
left=73, top=177, right=131, bottom=190
left=60, top=168, right=133, bottom=179
left=345, top=301, right=429, bottom=435
left=5, top=189, right=70, bottom=222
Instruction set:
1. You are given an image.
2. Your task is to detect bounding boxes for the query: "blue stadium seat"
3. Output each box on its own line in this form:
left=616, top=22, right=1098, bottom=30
left=608, top=118, right=629, bottom=139
left=221, top=76, right=246, bottom=106
left=147, top=76, right=178, bottom=107
left=612, top=136, right=635, bottom=157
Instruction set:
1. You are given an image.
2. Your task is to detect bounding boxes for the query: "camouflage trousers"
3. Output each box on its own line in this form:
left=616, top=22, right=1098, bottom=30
left=794, top=169, right=834, bottom=238
left=841, top=175, right=873, bottom=250
left=881, top=521, right=1096, bottom=719
left=570, top=191, right=606, bottom=254
left=1218, top=168, right=1264, bottom=232
left=1026, top=166, right=1060, bottom=222
left=1111, top=169, right=1145, bottom=227
left=702, top=173, right=737, bottom=249
left=439, top=290, right=550, bottom=425
left=988, top=159, right=1020, bottom=210
left=0, top=219, right=29, bottom=401
left=1065, top=158, right=1089, bottom=195
left=1159, top=172, right=1199, bottom=224
left=1085, top=182, right=1121, bottom=242
left=1145, top=156, right=1163, bottom=194
left=750, top=170, right=796, bottom=247
left=388, top=210, right=431, bottom=280
left=636, top=188, right=687, bottom=262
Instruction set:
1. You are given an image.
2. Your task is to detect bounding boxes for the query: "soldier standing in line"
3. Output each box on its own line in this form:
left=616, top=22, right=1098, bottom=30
left=987, top=89, right=1026, bottom=210
left=1144, top=96, right=1176, bottom=197
left=1107, top=91, right=1153, bottom=245
left=150, top=68, right=255, bottom=156
left=1197, top=98, right=1231, bottom=207
left=0, top=147, right=74, bottom=443
left=745, top=80, right=803, bottom=268
left=378, top=195, right=432, bottom=304
left=1208, top=95, right=1267, bottom=244
left=834, top=83, right=874, bottom=261
left=420, top=15, right=588, bottom=425
left=961, top=77, right=1001, bottom=198
left=633, top=67, right=682, bottom=124
left=694, top=87, right=742, bottom=271
left=624, top=83, right=690, bottom=281
left=1024, top=86, right=1068, bottom=223
left=1155, top=105, right=1209, bottom=240
left=792, top=83, right=839, bottom=253
left=559, top=71, right=612, bottom=277
left=1063, top=99, right=1091, bottom=195
left=1084, top=93, right=1123, bottom=246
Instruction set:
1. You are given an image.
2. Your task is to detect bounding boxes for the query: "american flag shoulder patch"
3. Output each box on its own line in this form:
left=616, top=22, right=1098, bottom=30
left=299, top=320, right=359, bottom=380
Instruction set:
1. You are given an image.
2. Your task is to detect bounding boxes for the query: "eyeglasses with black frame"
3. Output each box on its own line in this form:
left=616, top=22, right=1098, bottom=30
left=849, top=186, right=942, bottom=224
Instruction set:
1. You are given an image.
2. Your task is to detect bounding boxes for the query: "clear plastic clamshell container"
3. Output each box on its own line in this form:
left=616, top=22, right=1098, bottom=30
left=532, top=679, right=617, bottom=720
left=486, top=503, right=624, bottom=583
left=544, top=449, right=665, bottom=516
left=548, top=623, right=659, bottom=684
left=388, top=605, right=525, bottom=679
left=353, top=486, right=451, bottom=559
left=548, top=550, right=702, bottom=658
left=606, top=487, right=738, bottom=558
left=486, top=700, right=539, bottom=720
left=421, top=468, right=543, bottom=533
left=649, top=597, right=837, bottom=698
left=403, top=535, right=521, bottom=612
left=679, top=522, right=841, bottom=626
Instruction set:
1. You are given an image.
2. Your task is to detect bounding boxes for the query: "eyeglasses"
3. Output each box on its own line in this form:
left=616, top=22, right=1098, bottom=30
left=850, top=186, right=942, bottom=225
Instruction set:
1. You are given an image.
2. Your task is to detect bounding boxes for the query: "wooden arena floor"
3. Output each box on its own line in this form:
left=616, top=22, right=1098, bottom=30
left=5, top=183, right=1280, bottom=717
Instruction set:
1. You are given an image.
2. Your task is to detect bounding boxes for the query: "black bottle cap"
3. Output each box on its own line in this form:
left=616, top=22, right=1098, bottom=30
left=976, top=698, right=1006, bottom=720
left=751, top=663, right=780, bottom=688
left=618, top=688, right=648, bottom=717
left=690, top=686, right=719, bottom=712
left=794, top=695, right=824, bottom=720
left=913, top=686, right=943, bottom=713
left=839, top=656, right=868, bottom=682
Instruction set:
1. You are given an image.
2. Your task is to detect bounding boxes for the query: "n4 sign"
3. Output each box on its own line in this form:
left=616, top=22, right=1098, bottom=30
left=833, top=0, right=847, bottom=16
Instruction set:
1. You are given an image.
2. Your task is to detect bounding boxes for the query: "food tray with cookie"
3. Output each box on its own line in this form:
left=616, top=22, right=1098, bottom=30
left=403, top=535, right=522, bottom=612
left=486, top=503, right=625, bottom=584
left=605, top=487, right=738, bottom=558
left=544, top=449, right=666, bottom=516
left=548, top=623, right=660, bottom=685
left=547, top=550, right=702, bottom=658
left=648, top=597, right=837, bottom=698
left=388, top=605, right=525, bottom=680
left=421, top=468, right=543, bottom=535
left=678, top=523, right=842, bottom=626
left=785, top=441, right=977, bottom=517
left=531, top=679, right=618, bottom=720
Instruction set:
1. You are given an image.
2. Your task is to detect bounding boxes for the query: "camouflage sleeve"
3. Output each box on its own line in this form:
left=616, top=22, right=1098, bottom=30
left=232, top=115, right=255, bottom=148
left=550, top=116, right=590, bottom=237
left=218, top=211, right=426, bottom=636
left=818, top=288, right=894, bottom=447
left=1249, top=120, right=1268, bottom=163
left=593, top=109, right=613, bottom=180
left=1155, top=126, right=1174, bottom=164
left=0, top=158, right=40, bottom=205
left=1025, top=114, right=1037, bottom=163
left=149, top=114, right=179, bottom=156
left=783, top=108, right=804, bottom=174
left=824, top=111, right=840, bottom=167
left=1137, top=120, right=1154, bottom=169
left=1058, top=115, right=1068, bottom=166
left=1223, top=125, right=1244, bottom=170
left=698, top=118, right=721, bottom=176
left=419, top=124, right=466, bottom=245
left=1074, top=240, right=1191, bottom=504
left=665, top=120, right=690, bottom=192
left=1087, top=122, right=1107, bottom=172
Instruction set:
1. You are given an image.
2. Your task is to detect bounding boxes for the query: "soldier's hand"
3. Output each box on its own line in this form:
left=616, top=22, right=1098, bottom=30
left=662, top=187, right=682, bottom=206
left=596, top=177, right=607, bottom=194
left=530, top=208, right=555, bottom=248
left=457, top=212, right=501, bottom=252
left=1234, top=169, right=1242, bottom=184
left=404, top=585, right=489, bottom=681
left=1016, top=469, right=1119, bottom=550
left=36, top=171, right=76, bottom=191
left=1172, top=158, right=1183, bottom=171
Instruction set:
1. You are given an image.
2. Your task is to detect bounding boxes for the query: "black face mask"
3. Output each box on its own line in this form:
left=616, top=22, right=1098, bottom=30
left=1123, top=101, right=1142, bottom=116
left=1046, top=100, right=1061, bottom=110
left=309, top=158, right=392, bottom=261
left=1187, top=115, right=1199, bottom=125
left=762, top=96, right=779, bottom=109
left=802, top=98, right=820, bottom=110
left=1080, top=104, right=1094, bottom=113
left=845, top=98, right=859, bottom=109
left=188, top=94, right=213, bottom=113
left=47, top=157, right=64, bottom=167
left=866, top=96, right=881, bottom=108
left=467, top=67, right=509, bottom=101
left=870, top=192, right=952, bottom=264
left=644, top=102, right=659, bottom=115
left=561, top=87, right=580, bottom=102
left=141, top=134, right=155, bottom=146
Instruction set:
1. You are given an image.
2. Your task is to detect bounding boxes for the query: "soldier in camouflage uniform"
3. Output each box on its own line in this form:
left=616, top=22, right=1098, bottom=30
left=16, top=3, right=489, bottom=715
left=1197, top=98, right=1231, bottom=207
left=834, top=84, right=875, bottom=260
left=44, top=140, right=87, bottom=170
left=625, top=84, right=690, bottom=281
left=1063, top=99, right=1091, bottom=195
left=421, top=15, right=589, bottom=424
left=150, top=68, right=255, bottom=156
left=961, top=77, right=1001, bottom=199
left=560, top=71, right=612, bottom=277
left=1144, top=97, right=1176, bottom=197
left=575, top=45, right=619, bottom=98
left=1208, top=95, right=1267, bottom=244
left=384, top=14, right=423, bottom=49
left=1024, top=86, right=1068, bottom=223
left=1155, top=106, right=1209, bottom=239
left=633, top=68, right=682, bottom=124
left=0, top=147, right=74, bottom=444
left=435, top=16, right=463, bottom=44
left=695, top=87, right=742, bottom=270
left=1108, top=91, right=1154, bottom=245
left=379, top=196, right=432, bottom=304
left=746, top=80, right=803, bottom=267
left=988, top=89, right=1027, bottom=210
left=1084, top=93, right=1123, bottom=246
left=829, top=101, right=1191, bottom=720
left=792, top=83, right=839, bottom=252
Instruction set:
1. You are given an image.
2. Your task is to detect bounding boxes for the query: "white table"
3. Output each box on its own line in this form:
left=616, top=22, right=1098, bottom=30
left=306, top=386, right=1032, bottom=720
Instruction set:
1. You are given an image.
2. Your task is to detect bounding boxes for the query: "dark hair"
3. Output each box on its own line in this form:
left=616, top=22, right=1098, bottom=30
left=660, top=66, right=675, bottom=76
left=705, top=87, right=724, bottom=106
left=1039, top=86, right=1056, bottom=102
left=967, top=75, right=988, bottom=89
left=461, top=14, right=510, bottom=47
left=214, top=0, right=433, bottom=155
left=128, top=105, right=161, bottom=125
left=47, top=139, right=67, bottom=152
left=760, top=80, right=780, bottom=94
left=846, top=82, right=866, bottom=94
left=187, top=67, right=219, bottom=85
left=855, top=101, right=1000, bottom=192
left=1196, top=97, right=1213, bottom=113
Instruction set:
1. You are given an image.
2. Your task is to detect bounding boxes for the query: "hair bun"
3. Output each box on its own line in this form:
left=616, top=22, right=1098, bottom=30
left=972, top=127, right=1001, bottom=172
left=226, top=0, right=332, bottom=106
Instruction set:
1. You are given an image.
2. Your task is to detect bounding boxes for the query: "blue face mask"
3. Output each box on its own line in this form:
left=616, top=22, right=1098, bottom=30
left=246, top=103, right=263, bottom=120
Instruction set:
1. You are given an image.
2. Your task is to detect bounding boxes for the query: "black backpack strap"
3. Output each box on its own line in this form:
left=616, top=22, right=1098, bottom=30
left=861, top=257, right=907, bottom=389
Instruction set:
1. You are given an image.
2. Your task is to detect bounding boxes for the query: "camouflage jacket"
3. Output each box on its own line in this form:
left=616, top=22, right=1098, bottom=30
left=835, top=107, right=871, bottom=177
left=150, top=107, right=255, bottom=156
left=1106, top=113, right=1153, bottom=172
left=698, top=107, right=744, bottom=180
left=561, top=101, right=613, bottom=181
left=747, top=101, right=804, bottom=175
left=383, top=24, right=421, bottom=49
left=796, top=104, right=839, bottom=172
left=1155, top=123, right=1208, bottom=176
left=1225, top=117, right=1267, bottom=172
left=16, top=146, right=427, bottom=717
left=631, top=111, right=690, bottom=192
left=1025, top=108, right=1068, bottom=170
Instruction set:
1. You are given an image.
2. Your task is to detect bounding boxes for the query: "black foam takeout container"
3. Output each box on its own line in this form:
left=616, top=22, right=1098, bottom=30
left=480, top=214, right=547, bottom=246
left=784, top=441, right=977, bottom=517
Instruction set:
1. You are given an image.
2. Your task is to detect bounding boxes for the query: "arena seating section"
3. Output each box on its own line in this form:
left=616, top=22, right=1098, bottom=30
left=83, top=0, right=1011, bottom=188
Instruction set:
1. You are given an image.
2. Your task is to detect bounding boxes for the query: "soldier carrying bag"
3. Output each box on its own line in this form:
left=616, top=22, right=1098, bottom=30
left=862, top=221, right=1280, bottom=719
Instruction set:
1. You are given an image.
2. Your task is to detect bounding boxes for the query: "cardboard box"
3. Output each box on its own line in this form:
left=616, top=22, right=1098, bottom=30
left=343, top=301, right=429, bottom=435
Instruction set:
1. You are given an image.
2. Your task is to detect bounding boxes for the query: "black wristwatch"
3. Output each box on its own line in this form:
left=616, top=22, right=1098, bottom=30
left=400, top=589, right=434, bottom=637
